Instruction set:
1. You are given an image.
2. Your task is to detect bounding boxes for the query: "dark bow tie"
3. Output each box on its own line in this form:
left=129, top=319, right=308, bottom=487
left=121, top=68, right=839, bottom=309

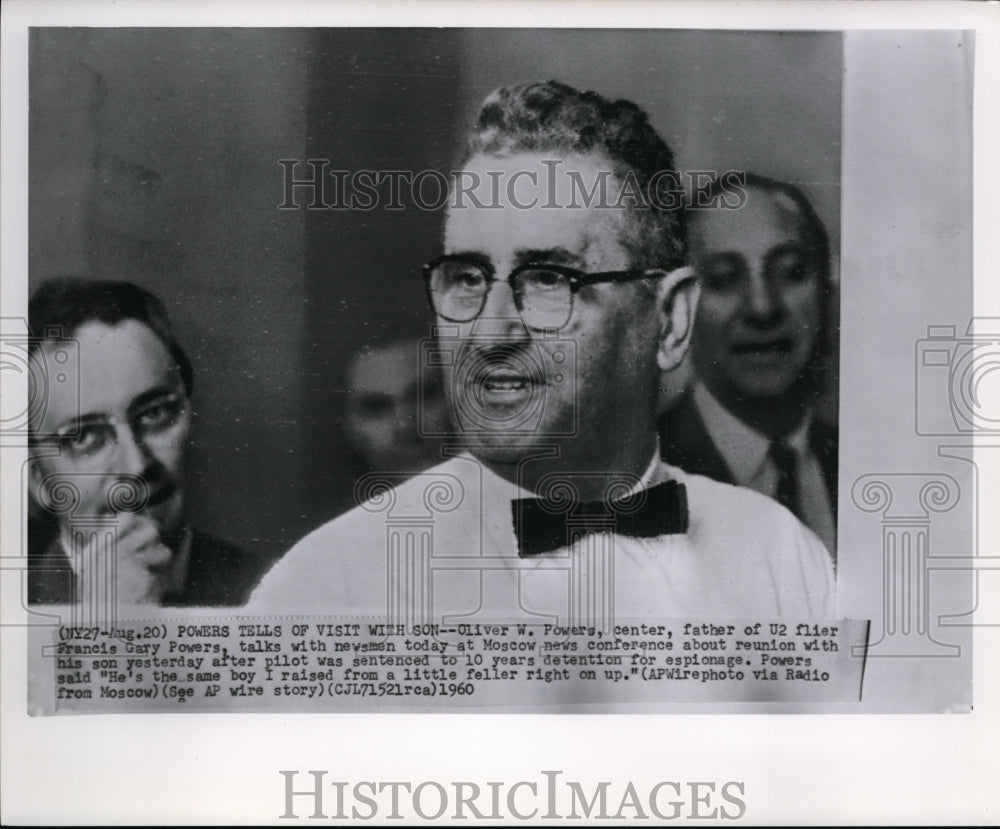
left=511, top=480, right=688, bottom=558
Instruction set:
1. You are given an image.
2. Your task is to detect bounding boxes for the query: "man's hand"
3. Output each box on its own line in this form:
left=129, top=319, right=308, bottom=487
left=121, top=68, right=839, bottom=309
left=69, top=512, right=175, bottom=605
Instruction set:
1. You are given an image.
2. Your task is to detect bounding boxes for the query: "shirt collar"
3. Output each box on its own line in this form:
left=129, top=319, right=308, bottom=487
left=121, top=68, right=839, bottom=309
left=693, top=382, right=812, bottom=485
left=473, top=440, right=666, bottom=502
left=633, top=439, right=669, bottom=493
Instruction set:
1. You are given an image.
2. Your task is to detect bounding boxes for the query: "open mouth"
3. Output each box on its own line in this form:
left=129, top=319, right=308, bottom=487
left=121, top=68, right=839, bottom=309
left=478, top=366, right=537, bottom=392
left=466, top=347, right=546, bottom=396
left=455, top=347, right=551, bottom=431
left=731, top=337, right=794, bottom=355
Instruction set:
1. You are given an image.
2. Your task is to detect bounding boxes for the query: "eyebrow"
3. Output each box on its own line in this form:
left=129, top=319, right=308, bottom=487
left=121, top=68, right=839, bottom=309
left=445, top=251, right=493, bottom=268
left=444, top=247, right=586, bottom=271
left=517, top=247, right=583, bottom=266
left=700, top=242, right=806, bottom=264
left=699, top=251, right=746, bottom=267
left=126, top=386, right=183, bottom=417
left=767, top=242, right=807, bottom=258
left=51, top=413, right=108, bottom=438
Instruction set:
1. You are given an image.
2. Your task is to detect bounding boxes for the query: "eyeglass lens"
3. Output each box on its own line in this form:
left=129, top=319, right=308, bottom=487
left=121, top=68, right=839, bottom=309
left=55, top=394, right=188, bottom=465
left=429, top=262, right=573, bottom=328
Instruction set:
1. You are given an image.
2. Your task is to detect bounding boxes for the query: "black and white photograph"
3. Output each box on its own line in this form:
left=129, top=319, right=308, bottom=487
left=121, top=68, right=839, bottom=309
left=2, top=0, right=998, bottom=823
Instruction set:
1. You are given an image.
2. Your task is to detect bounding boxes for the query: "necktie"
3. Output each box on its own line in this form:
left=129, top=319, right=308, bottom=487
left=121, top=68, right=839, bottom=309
left=770, top=441, right=801, bottom=521
left=511, top=480, right=688, bottom=558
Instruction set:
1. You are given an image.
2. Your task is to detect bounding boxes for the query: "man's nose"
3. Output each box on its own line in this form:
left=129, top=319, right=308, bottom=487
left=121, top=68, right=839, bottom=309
left=111, top=424, right=153, bottom=477
left=743, top=270, right=784, bottom=323
left=472, top=279, right=530, bottom=339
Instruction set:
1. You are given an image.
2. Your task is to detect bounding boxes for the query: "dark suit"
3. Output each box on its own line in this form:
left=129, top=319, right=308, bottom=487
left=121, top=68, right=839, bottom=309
left=27, top=523, right=270, bottom=607
left=658, top=390, right=839, bottom=527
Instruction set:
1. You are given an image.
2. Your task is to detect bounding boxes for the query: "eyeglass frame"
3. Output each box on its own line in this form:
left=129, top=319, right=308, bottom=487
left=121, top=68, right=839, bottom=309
left=422, top=254, right=659, bottom=331
left=30, top=390, right=191, bottom=469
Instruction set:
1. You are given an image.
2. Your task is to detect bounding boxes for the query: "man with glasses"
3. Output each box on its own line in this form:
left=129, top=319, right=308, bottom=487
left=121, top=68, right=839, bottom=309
left=27, top=278, right=266, bottom=606
left=252, top=81, right=834, bottom=621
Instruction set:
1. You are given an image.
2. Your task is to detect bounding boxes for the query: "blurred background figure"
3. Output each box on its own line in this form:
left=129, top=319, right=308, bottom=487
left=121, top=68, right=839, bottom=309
left=344, top=338, right=452, bottom=476
left=659, top=174, right=838, bottom=556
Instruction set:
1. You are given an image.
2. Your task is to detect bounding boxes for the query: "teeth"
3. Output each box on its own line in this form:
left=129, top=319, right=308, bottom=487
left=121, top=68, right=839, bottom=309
left=484, top=378, right=529, bottom=390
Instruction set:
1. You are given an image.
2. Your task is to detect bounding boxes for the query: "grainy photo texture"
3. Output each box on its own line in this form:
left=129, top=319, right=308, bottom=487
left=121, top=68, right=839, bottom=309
left=12, top=28, right=977, bottom=714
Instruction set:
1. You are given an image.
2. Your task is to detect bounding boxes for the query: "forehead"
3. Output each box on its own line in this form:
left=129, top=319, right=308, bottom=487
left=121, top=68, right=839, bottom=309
left=444, top=151, right=630, bottom=266
left=31, top=319, right=178, bottom=429
left=691, top=187, right=807, bottom=259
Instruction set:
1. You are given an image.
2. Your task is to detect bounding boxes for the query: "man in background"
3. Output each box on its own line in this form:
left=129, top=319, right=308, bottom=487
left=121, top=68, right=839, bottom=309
left=659, top=174, right=838, bottom=555
left=344, top=338, right=451, bottom=476
left=27, top=277, right=268, bottom=606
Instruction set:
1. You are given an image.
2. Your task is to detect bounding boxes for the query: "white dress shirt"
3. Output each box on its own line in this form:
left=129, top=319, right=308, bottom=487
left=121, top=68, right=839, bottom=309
left=251, top=450, right=834, bottom=621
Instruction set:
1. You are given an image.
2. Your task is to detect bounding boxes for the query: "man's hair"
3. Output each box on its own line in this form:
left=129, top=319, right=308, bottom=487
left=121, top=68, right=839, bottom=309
left=28, top=277, right=194, bottom=395
left=691, top=172, right=832, bottom=288
left=459, top=80, right=686, bottom=272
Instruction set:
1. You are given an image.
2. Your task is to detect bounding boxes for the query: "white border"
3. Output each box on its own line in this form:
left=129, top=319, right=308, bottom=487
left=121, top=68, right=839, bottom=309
left=3, top=1, right=1000, bottom=824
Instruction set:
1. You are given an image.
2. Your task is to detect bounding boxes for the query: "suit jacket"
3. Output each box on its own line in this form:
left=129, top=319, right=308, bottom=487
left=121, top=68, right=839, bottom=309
left=27, top=524, right=270, bottom=607
left=658, top=390, right=839, bottom=526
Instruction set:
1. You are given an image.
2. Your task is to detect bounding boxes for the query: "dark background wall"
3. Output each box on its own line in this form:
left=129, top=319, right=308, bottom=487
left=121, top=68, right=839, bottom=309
left=29, top=29, right=842, bottom=560
left=301, top=29, right=466, bottom=521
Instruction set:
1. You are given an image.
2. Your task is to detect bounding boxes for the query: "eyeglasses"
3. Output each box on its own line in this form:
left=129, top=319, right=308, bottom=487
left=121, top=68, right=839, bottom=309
left=36, top=392, right=190, bottom=470
left=423, top=255, right=654, bottom=331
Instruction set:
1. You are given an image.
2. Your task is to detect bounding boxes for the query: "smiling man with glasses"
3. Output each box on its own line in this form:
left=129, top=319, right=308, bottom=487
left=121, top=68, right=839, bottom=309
left=26, top=278, right=267, bottom=607
left=252, top=81, right=834, bottom=623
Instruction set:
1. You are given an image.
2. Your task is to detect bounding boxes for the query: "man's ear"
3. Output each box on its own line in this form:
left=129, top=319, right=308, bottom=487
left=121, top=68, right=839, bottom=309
left=653, top=265, right=700, bottom=372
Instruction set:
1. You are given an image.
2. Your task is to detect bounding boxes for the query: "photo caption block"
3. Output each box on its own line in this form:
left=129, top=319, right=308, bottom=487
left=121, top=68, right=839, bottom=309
left=28, top=615, right=868, bottom=713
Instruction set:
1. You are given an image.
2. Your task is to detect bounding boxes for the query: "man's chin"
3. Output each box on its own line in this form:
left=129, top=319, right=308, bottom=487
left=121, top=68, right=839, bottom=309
left=460, top=433, right=560, bottom=465
left=719, top=366, right=805, bottom=401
